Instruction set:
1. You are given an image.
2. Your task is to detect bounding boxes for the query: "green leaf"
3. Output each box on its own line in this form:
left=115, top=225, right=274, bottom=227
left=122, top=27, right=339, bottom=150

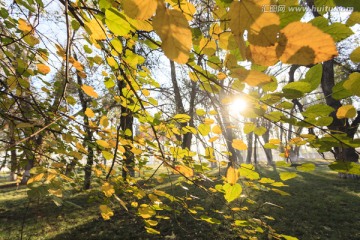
left=343, top=73, right=360, bottom=97
left=346, top=12, right=360, bottom=26
left=350, top=47, right=360, bottom=63
left=281, top=234, right=299, bottom=240
left=302, top=104, right=334, bottom=118
left=297, top=163, right=316, bottom=172
left=302, top=64, right=322, bottom=91
left=311, top=17, right=353, bottom=41
left=234, top=220, right=249, bottom=226
left=332, top=80, right=352, bottom=100
left=223, top=183, right=242, bottom=202
left=200, top=215, right=221, bottom=224
left=282, top=82, right=312, bottom=99
left=105, top=8, right=132, bottom=36
left=279, top=172, right=297, bottom=181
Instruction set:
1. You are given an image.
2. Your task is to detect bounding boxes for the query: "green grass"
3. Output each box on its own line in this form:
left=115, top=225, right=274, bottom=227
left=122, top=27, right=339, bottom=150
left=0, top=163, right=359, bottom=239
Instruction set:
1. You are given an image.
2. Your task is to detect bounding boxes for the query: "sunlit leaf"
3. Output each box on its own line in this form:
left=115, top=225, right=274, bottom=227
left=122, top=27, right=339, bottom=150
left=297, top=163, right=316, bottom=172
left=85, top=108, right=95, bottom=118
left=101, top=182, right=115, bottom=197
left=105, top=8, right=132, bottom=36
left=232, top=139, right=247, bottom=150
left=81, top=85, right=98, bottom=98
left=278, top=22, right=338, bottom=65
left=99, top=205, right=114, bottom=220
left=226, top=166, right=238, bottom=185
left=223, top=183, right=242, bottom=202
left=37, top=64, right=50, bottom=75
left=175, top=165, right=193, bottom=177
left=96, top=140, right=110, bottom=148
left=336, top=105, right=357, bottom=119
left=122, top=0, right=157, bottom=20
left=85, top=18, right=107, bottom=40
left=173, top=114, right=191, bottom=123
left=198, top=124, right=211, bottom=136
left=153, top=3, right=192, bottom=63
left=279, top=172, right=297, bottom=181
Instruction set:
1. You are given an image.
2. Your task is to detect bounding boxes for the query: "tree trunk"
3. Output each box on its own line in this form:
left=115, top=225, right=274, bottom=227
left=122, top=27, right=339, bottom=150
left=246, top=132, right=253, bottom=164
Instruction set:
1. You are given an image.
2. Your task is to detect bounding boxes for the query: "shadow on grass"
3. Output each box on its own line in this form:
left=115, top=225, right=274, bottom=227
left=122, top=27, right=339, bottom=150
left=252, top=165, right=360, bottom=240
left=1, top=166, right=359, bottom=240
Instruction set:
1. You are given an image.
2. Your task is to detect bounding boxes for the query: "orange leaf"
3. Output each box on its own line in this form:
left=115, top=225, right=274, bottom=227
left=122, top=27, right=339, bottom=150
left=81, top=85, right=98, bottom=98
left=37, top=64, right=51, bottom=75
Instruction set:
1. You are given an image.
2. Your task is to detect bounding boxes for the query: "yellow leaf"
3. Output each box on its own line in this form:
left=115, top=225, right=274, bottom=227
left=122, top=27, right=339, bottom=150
left=85, top=18, right=107, bottom=41
left=81, top=85, right=98, bottom=98
left=230, top=68, right=272, bottom=87
left=168, top=0, right=196, bottom=21
left=18, top=18, right=32, bottom=33
left=208, top=136, right=219, bottom=143
left=100, top=116, right=109, bottom=128
left=229, top=0, right=266, bottom=59
left=232, top=139, right=247, bottom=150
left=204, top=118, right=214, bottom=125
left=99, top=205, right=114, bottom=220
left=27, top=173, right=44, bottom=184
left=131, top=147, right=142, bottom=155
left=96, top=139, right=110, bottom=148
left=248, top=12, right=280, bottom=46
left=278, top=22, right=338, bottom=65
left=248, top=44, right=278, bottom=66
left=48, top=189, right=63, bottom=197
left=336, top=105, right=357, bottom=119
left=226, top=166, right=238, bottom=185
left=269, top=139, right=281, bottom=144
left=138, top=205, right=156, bottom=218
left=217, top=72, right=227, bottom=80
left=153, top=3, right=192, bottom=64
left=85, top=108, right=95, bottom=118
left=122, top=0, right=157, bottom=20
left=212, top=125, right=222, bottom=134
left=175, top=165, right=193, bottom=177
left=101, top=182, right=115, bottom=197
left=37, top=64, right=51, bottom=75
left=142, top=89, right=150, bottom=96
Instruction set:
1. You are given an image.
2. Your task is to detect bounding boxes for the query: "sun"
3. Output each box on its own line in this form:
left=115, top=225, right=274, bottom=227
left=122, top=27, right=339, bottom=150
left=228, top=98, right=248, bottom=116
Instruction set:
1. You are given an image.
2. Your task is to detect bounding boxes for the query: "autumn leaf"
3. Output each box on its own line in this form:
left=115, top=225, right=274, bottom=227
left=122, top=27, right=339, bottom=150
left=18, top=18, right=32, bottom=33
left=226, top=166, right=238, bottom=185
left=96, top=139, right=110, bottom=148
left=230, top=67, right=272, bottom=87
left=175, top=165, right=193, bottom=177
left=99, top=205, right=114, bottom=220
left=85, top=108, right=95, bottom=118
left=122, top=0, right=157, bottom=20
left=81, top=85, right=98, bottom=98
left=336, top=105, right=357, bottom=119
left=101, top=182, right=115, bottom=197
left=232, top=139, right=247, bottom=150
left=212, top=125, right=222, bottom=134
left=277, top=22, right=338, bottom=65
left=85, top=18, right=107, bottom=41
left=37, top=64, right=51, bottom=75
left=153, top=2, right=192, bottom=64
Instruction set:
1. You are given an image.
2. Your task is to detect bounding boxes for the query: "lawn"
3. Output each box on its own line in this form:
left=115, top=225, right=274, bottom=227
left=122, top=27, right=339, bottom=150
left=0, top=162, right=359, bottom=240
